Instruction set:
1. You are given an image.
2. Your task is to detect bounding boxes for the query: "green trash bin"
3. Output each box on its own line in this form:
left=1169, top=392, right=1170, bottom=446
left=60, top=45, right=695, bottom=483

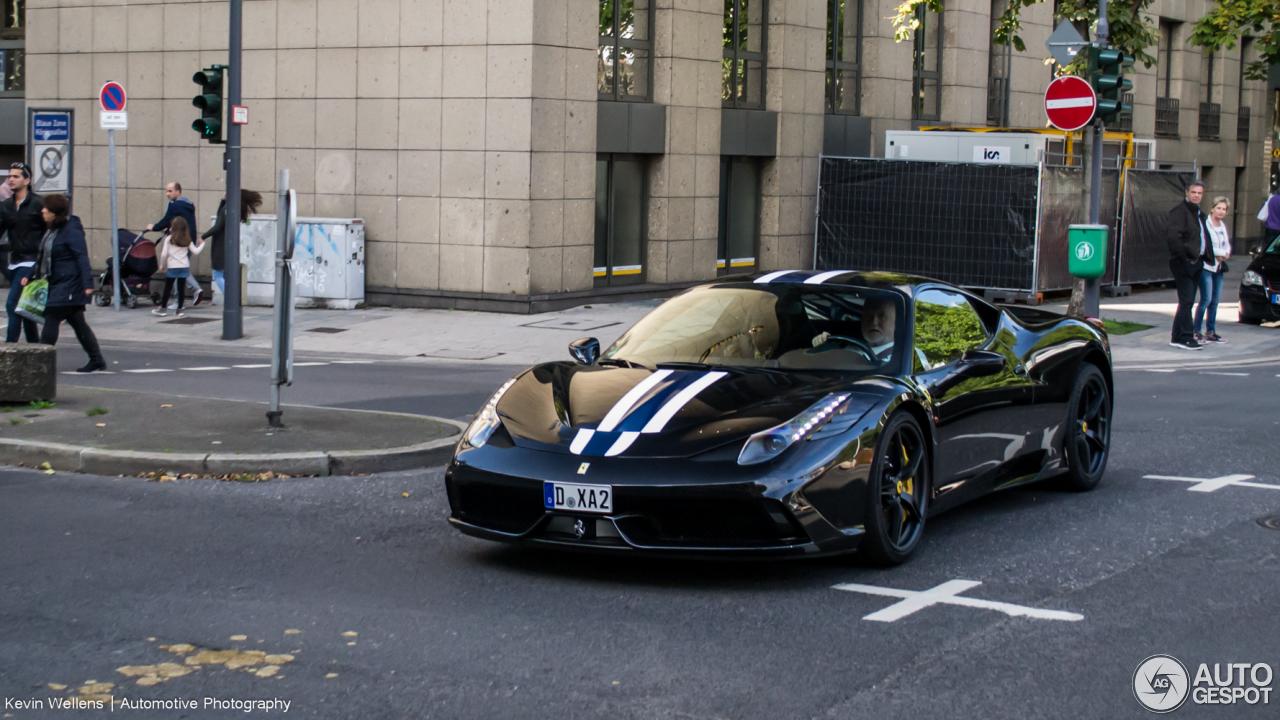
left=1068, top=224, right=1108, bottom=280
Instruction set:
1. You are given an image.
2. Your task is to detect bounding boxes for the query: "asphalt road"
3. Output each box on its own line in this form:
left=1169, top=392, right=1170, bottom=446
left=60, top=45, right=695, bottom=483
left=55, top=340, right=523, bottom=421
left=2, top=368, right=1279, bottom=719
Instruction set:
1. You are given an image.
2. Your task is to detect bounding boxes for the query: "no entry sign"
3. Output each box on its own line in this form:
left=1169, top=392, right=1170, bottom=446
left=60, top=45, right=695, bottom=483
left=99, top=82, right=126, bottom=112
left=1044, top=76, right=1096, bottom=131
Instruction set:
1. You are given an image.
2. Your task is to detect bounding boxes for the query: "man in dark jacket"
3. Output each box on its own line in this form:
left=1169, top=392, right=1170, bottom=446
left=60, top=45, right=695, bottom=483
left=146, top=181, right=203, bottom=306
left=1167, top=181, right=1212, bottom=350
left=0, top=162, right=45, bottom=343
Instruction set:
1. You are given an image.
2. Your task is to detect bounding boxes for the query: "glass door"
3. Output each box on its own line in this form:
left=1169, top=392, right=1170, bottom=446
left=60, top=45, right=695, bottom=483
left=594, top=154, right=647, bottom=287
left=717, top=156, right=760, bottom=275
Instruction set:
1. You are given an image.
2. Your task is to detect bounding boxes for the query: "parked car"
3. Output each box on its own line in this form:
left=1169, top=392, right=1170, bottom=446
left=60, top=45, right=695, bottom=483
left=1239, top=236, right=1280, bottom=324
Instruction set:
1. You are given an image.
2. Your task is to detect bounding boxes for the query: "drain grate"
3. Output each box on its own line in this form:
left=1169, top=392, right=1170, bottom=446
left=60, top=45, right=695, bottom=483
left=161, top=317, right=218, bottom=325
left=307, top=327, right=348, bottom=334
left=1257, top=516, right=1280, bottom=531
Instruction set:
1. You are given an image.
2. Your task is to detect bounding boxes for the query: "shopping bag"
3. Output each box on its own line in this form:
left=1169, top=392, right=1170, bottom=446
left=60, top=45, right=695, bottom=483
left=15, top=278, right=47, bottom=324
left=1258, top=197, right=1271, bottom=222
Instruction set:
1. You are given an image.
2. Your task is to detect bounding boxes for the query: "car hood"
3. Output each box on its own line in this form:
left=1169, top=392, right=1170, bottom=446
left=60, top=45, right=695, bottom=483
left=495, top=362, right=889, bottom=458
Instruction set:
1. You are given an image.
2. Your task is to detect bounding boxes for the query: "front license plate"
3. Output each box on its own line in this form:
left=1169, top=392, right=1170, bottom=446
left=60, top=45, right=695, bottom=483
left=1271, top=292, right=1280, bottom=304
left=544, top=481, right=613, bottom=514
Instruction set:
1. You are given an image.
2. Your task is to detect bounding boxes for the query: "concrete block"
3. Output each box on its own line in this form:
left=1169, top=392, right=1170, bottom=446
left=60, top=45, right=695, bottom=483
left=0, top=345, right=57, bottom=403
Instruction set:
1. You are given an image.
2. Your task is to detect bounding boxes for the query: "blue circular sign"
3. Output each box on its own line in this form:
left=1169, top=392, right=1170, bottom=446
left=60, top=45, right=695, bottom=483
left=100, top=82, right=126, bottom=112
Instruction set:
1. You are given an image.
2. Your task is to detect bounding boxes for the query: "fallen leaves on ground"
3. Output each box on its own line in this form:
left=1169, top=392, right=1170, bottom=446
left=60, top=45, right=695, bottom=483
left=229, top=635, right=247, bottom=641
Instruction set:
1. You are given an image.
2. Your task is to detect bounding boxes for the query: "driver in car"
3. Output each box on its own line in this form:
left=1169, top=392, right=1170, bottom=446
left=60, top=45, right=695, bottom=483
left=811, top=295, right=896, bottom=364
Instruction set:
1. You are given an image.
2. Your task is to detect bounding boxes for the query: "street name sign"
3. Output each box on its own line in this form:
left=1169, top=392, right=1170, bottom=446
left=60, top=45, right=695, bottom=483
left=1044, top=75, right=1096, bottom=131
left=99, top=81, right=127, bottom=112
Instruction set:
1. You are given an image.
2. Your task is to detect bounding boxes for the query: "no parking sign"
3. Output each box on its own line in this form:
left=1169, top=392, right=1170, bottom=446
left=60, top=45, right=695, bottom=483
left=26, top=107, right=74, bottom=195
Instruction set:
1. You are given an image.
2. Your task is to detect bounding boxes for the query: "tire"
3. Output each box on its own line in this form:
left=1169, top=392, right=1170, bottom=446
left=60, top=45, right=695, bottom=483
left=1060, top=364, right=1111, bottom=492
left=127, top=295, right=138, bottom=309
left=859, top=411, right=930, bottom=567
left=93, top=294, right=108, bottom=307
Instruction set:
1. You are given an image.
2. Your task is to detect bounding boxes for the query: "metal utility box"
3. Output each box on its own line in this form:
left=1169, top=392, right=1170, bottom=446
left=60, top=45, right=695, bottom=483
left=240, top=215, right=365, bottom=309
left=1068, top=224, right=1109, bottom=279
left=884, top=130, right=1047, bottom=165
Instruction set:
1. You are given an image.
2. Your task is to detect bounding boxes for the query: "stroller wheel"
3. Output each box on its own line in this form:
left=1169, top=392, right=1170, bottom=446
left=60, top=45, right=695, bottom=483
left=94, top=294, right=109, bottom=307
left=127, top=295, right=138, bottom=309
left=151, top=293, right=162, bottom=306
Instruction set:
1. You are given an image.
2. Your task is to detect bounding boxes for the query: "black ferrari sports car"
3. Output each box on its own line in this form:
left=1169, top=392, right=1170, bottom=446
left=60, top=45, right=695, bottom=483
left=445, top=270, right=1113, bottom=564
left=1239, top=235, right=1280, bottom=324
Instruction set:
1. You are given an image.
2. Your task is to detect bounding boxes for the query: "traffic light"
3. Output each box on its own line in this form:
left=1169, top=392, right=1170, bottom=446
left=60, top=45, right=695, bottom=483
left=1088, top=46, right=1134, bottom=122
left=192, top=66, right=226, bottom=144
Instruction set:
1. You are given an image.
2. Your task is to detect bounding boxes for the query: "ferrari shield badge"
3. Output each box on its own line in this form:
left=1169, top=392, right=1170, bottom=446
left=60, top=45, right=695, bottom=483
left=577, top=463, right=590, bottom=475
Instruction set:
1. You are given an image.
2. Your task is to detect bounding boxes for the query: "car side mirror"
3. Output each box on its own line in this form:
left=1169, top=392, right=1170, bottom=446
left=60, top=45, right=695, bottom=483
left=569, top=337, right=600, bottom=366
left=958, top=349, right=1006, bottom=378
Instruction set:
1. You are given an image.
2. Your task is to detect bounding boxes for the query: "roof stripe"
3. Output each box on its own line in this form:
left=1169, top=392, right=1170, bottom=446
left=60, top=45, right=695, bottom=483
left=754, top=270, right=795, bottom=284
left=597, top=369, right=673, bottom=432
left=804, top=270, right=851, bottom=284
left=569, top=428, right=594, bottom=455
left=604, top=431, right=640, bottom=457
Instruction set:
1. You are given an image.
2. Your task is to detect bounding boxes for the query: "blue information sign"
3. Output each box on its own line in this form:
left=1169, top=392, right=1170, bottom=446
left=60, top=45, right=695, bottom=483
left=32, top=112, right=70, bottom=143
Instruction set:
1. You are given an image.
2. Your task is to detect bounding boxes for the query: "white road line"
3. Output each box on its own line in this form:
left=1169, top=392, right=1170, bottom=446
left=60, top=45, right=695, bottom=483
left=292, top=362, right=329, bottom=367
left=61, top=371, right=116, bottom=375
left=1199, top=371, right=1249, bottom=376
left=123, top=368, right=173, bottom=373
left=332, top=360, right=377, bottom=364
left=1144, top=474, right=1280, bottom=492
left=832, top=579, right=1083, bottom=622
left=233, top=364, right=271, bottom=369
left=181, top=366, right=231, bottom=371
left=1145, top=369, right=1177, bottom=373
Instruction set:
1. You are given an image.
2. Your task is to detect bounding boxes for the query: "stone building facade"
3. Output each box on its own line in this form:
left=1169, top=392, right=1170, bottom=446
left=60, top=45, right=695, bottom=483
left=21, top=0, right=1273, bottom=311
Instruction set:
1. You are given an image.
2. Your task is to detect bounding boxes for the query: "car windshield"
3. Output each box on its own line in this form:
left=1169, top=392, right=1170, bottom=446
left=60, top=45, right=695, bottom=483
left=1267, top=236, right=1280, bottom=254
left=602, top=284, right=906, bottom=373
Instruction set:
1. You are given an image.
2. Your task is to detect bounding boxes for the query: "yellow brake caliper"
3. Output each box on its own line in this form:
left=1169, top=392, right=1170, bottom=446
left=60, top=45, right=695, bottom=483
left=897, top=445, right=913, bottom=522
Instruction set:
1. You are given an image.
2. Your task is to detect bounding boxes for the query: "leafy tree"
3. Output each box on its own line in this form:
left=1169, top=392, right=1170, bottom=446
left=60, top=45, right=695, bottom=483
left=890, top=0, right=1159, bottom=72
left=1190, top=0, right=1277, bottom=80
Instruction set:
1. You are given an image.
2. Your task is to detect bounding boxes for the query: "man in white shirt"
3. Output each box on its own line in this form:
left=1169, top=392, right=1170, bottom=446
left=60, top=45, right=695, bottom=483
left=861, top=295, right=896, bottom=364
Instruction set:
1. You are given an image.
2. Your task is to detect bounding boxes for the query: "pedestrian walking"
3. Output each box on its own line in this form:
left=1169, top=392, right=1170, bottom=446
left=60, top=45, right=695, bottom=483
left=20, top=194, right=106, bottom=372
left=0, top=162, right=44, bottom=343
left=152, top=217, right=205, bottom=319
left=146, top=181, right=203, bottom=307
left=1194, top=197, right=1232, bottom=344
left=200, top=190, right=262, bottom=304
left=1167, top=180, right=1212, bottom=350
left=1259, top=193, right=1280, bottom=247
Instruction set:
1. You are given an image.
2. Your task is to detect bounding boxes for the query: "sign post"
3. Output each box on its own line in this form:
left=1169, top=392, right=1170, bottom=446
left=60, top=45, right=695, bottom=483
left=99, top=82, right=127, bottom=312
left=267, top=169, right=297, bottom=429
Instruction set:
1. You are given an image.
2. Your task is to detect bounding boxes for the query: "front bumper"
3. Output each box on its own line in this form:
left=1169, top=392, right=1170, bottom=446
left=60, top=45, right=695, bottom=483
left=1239, top=284, right=1280, bottom=321
left=445, top=443, right=867, bottom=558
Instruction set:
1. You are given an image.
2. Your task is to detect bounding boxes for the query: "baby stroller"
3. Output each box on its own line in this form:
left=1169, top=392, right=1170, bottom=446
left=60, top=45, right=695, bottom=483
left=94, top=229, right=161, bottom=308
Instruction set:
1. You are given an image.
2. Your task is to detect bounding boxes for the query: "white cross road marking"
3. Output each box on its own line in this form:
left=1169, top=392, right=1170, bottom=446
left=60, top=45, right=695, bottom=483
left=123, top=368, right=173, bottom=373
left=181, top=366, right=230, bottom=371
left=1144, top=474, right=1280, bottom=492
left=832, top=579, right=1084, bottom=623
left=61, top=371, right=116, bottom=375
left=233, top=364, right=272, bottom=369
left=291, top=362, right=329, bottom=367
left=1145, top=369, right=1177, bottom=373
left=332, top=360, right=376, bottom=364
left=1200, top=371, right=1249, bottom=376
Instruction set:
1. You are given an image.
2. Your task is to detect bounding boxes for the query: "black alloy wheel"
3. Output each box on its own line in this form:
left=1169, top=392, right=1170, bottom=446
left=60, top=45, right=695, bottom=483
left=860, top=411, right=929, bottom=566
left=1061, top=364, right=1111, bottom=491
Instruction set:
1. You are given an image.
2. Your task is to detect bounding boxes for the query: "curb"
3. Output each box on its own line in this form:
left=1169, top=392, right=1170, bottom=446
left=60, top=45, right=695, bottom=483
left=0, top=431, right=463, bottom=477
left=1114, top=354, right=1280, bottom=371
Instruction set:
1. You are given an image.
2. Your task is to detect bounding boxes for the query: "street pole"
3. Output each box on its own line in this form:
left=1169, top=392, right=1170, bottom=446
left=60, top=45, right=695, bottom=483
left=108, top=128, right=120, bottom=312
left=1085, top=0, right=1110, bottom=318
left=222, top=0, right=244, bottom=340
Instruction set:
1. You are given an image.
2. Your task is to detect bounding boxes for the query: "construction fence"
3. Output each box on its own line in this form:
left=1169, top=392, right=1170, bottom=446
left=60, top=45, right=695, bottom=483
left=813, top=157, right=1195, bottom=294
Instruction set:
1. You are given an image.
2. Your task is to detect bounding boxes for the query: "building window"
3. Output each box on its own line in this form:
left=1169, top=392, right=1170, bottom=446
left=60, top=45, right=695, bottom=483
left=1199, top=50, right=1220, bottom=140
left=717, top=157, right=760, bottom=274
left=0, top=0, right=23, bottom=95
left=1155, top=21, right=1179, bottom=138
left=722, top=0, right=767, bottom=109
left=599, top=0, right=654, bottom=102
left=912, top=6, right=942, bottom=121
left=986, top=0, right=1011, bottom=126
left=1237, top=37, right=1252, bottom=142
left=825, top=0, right=862, bottom=115
left=594, top=154, right=647, bottom=287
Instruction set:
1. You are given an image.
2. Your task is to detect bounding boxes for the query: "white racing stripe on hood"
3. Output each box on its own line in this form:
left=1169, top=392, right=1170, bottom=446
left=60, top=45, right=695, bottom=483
left=604, top=431, right=640, bottom=457
left=640, top=371, right=729, bottom=434
left=569, top=429, right=595, bottom=455
left=597, top=369, right=673, bottom=432
left=804, top=270, right=850, bottom=284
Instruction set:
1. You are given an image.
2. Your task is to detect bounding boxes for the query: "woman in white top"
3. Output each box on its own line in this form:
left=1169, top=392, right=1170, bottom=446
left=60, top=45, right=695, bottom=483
left=1194, top=196, right=1232, bottom=344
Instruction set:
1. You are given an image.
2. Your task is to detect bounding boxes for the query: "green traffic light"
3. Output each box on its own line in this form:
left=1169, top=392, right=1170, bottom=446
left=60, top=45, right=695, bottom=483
left=191, top=65, right=226, bottom=144
left=1095, top=76, right=1133, bottom=93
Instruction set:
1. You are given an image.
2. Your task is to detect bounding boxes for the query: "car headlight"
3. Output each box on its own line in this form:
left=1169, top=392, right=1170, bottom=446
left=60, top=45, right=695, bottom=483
left=1242, top=270, right=1263, bottom=287
left=737, top=393, right=850, bottom=465
left=462, top=378, right=518, bottom=448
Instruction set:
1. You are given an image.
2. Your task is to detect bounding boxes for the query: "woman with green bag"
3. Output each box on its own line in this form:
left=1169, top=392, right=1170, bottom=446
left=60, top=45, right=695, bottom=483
left=20, top=194, right=106, bottom=372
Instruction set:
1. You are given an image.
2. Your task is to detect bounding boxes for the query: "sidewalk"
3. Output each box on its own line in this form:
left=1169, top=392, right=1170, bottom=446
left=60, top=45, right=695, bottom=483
left=1043, top=266, right=1280, bottom=369
left=0, top=386, right=463, bottom=476
left=82, top=297, right=660, bottom=367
